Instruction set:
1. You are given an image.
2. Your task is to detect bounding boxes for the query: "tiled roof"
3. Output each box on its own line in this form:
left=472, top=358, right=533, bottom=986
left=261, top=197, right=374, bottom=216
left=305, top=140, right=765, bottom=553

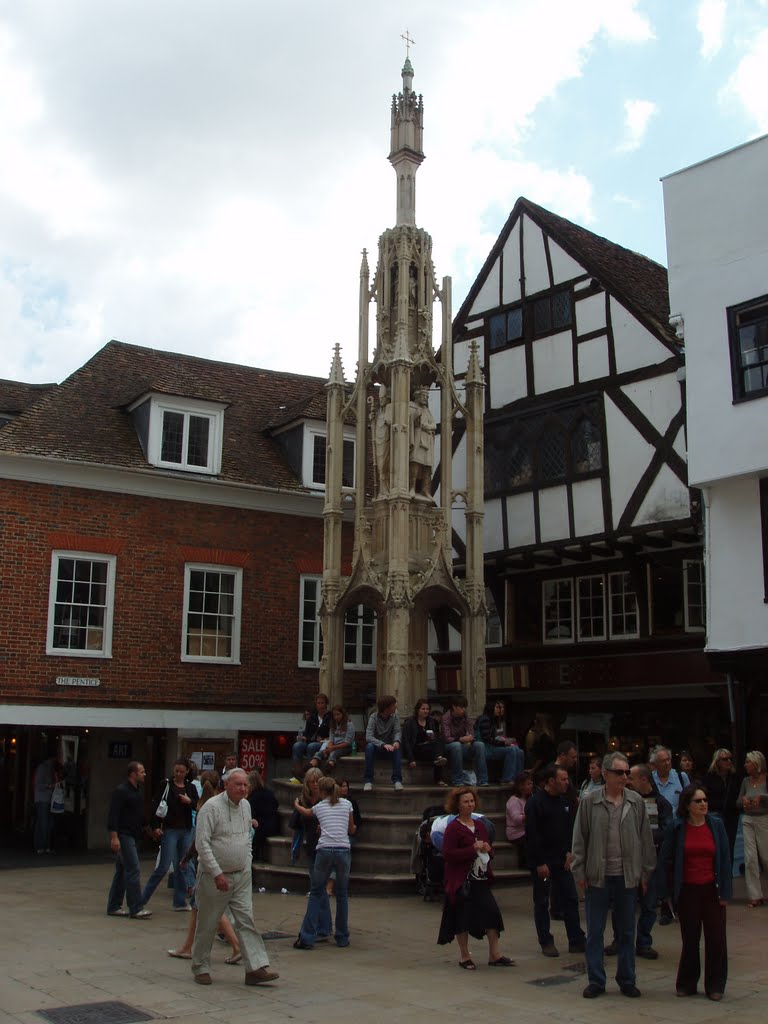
left=0, top=340, right=332, bottom=490
left=455, top=197, right=678, bottom=348
left=0, top=379, right=57, bottom=414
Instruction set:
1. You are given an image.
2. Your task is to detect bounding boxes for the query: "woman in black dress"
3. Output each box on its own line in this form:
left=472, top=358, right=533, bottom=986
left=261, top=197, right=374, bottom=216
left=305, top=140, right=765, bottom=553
left=437, top=787, right=513, bottom=970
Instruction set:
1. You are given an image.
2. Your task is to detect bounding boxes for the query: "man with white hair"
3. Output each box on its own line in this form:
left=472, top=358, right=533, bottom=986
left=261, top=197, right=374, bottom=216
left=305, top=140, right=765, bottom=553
left=571, top=751, right=655, bottom=1000
left=191, top=768, right=278, bottom=987
left=650, top=746, right=689, bottom=814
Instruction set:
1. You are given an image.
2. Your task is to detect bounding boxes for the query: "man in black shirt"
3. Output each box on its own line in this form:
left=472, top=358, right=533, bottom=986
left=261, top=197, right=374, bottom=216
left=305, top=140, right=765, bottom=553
left=106, top=761, right=152, bottom=919
left=291, top=693, right=331, bottom=782
left=526, top=763, right=586, bottom=958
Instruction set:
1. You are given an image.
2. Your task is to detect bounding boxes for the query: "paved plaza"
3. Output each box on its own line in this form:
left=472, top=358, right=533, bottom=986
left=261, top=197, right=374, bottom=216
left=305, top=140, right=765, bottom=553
left=0, top=856, right=764, bottom=1024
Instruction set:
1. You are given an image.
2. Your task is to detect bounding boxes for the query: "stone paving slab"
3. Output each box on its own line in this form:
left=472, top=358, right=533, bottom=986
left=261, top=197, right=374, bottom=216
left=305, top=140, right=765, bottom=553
left=0, top=860, right=763, bottom=1023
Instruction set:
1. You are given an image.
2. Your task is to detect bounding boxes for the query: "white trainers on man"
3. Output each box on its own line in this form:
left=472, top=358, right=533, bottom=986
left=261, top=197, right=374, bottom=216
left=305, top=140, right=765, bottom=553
left=363, top=782, right=373, bottom=792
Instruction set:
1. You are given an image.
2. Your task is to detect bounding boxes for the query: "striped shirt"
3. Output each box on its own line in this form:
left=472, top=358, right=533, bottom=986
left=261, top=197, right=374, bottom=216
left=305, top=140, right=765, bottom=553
left=314, top=798, right=353, bottom=849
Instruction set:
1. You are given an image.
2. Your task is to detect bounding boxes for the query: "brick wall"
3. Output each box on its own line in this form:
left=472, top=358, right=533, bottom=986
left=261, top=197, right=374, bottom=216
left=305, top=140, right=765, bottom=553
left=0, top=479, right=373, bottom=713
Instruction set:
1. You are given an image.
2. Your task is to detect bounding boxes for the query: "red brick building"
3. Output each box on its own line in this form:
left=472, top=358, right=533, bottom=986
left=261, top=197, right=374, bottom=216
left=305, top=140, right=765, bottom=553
left=0, top=341, right=373, bottom=848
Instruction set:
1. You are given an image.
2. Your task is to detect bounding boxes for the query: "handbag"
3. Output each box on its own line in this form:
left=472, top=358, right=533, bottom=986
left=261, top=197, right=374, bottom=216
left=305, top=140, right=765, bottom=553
left=51, top=782, right=66, bottom=814
left=155, top=780, right=170, bottom=820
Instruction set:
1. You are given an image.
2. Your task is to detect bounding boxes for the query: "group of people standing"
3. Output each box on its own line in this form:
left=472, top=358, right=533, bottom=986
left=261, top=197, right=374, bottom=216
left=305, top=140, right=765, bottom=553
left=501, top=741, right=768, bottom=1002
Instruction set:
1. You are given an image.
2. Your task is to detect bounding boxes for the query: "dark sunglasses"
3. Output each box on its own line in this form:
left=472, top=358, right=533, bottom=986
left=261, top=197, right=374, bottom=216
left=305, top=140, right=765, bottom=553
left=719, top=756, right=732, bottom=761
left=606, top=768, right=630, bottom=776
left=691, top=797, right=708, bottom=803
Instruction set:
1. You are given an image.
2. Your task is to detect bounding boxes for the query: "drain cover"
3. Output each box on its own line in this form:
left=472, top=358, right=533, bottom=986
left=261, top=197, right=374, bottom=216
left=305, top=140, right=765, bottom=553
left=38, top=1003, right=153, bottom=1024
left=527, top=975, right=574, bottom=987
left=562, top=960, right=587, bottom=974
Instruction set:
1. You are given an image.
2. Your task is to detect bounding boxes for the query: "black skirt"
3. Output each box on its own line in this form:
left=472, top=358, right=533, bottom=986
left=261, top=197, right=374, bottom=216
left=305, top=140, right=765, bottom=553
left=437, top=880, right=504, bottom=944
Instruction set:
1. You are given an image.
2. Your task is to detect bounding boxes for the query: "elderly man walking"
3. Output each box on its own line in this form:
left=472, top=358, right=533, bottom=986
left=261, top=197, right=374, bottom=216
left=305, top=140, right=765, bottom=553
left=571, top=752, right=656, bottom=1000
left=191, top=768, right=278, bottom=987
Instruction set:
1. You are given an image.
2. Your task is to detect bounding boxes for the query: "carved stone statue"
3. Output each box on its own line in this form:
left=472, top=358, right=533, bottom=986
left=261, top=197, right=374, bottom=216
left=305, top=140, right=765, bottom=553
left=409, top=387, right=436, bottom=498
left=374, top=388, right=392, bottom=496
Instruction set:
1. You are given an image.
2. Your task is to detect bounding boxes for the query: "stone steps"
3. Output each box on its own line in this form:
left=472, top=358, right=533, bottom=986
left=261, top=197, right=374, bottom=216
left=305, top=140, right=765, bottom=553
left=265, top=774, right=526, bottom=894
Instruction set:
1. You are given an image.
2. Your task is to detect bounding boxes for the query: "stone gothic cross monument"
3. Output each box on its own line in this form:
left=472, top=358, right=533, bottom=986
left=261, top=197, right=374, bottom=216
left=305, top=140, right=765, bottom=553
left=319, top=56, right=487, bottom=714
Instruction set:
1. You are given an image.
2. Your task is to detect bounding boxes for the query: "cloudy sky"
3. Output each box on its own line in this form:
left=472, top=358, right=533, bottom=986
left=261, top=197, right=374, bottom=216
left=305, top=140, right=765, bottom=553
left=1, top=0, right=767, bottom=386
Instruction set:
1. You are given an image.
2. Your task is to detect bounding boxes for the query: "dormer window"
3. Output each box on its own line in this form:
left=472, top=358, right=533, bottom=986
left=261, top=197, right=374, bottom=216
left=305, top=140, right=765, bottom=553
left=130, top=394, right=225, bottom=475
left=303, top=426, right=355, bottom=490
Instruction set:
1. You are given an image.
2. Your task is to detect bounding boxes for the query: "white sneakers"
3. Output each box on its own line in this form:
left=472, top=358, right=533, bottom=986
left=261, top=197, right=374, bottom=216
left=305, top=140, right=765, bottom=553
left=363, top=782, right=373, bottom=791
left=394, top=781, right=404, bottom=791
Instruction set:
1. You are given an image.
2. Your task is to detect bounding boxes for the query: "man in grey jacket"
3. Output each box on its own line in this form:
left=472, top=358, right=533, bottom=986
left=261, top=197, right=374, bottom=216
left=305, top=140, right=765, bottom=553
left=571, top=751, right=656, bottom=1000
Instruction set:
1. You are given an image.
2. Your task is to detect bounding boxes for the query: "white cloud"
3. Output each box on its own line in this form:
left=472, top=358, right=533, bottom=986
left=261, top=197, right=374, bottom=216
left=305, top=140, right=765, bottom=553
left=0, top=1, right=656, bottom=385
left=696, top=0, right=726, bottom=59
left=720, top=28, right=768, bottom=132
left=616, top=99, right=658, bottom=153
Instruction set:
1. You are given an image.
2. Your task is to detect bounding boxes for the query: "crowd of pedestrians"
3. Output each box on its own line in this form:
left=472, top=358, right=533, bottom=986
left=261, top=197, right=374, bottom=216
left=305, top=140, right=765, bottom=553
left=97, top=702, right=766, bottom=1004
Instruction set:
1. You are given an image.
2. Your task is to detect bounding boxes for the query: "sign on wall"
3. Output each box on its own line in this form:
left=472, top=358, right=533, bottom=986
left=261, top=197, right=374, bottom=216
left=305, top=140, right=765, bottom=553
left=239, top=734, right=267, bottom=779
left=108, top=741, right=132, bottom=759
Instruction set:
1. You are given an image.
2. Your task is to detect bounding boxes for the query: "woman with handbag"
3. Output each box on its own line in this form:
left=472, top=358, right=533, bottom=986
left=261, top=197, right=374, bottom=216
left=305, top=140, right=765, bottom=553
left=141, top=759, right=198, bottom=911
left=437, top=786, right=513, bottom=970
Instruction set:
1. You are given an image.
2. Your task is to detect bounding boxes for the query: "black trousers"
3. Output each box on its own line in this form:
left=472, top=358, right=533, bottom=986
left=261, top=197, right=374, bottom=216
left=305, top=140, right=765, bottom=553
left=676, top=883, right=727, bottom=996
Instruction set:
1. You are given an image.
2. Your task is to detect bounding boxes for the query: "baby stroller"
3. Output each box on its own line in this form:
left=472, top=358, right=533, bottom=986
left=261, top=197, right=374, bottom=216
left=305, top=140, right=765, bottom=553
left=414, top=804, right=447, bottom=902
left=413, top=805, right=497, bottom=902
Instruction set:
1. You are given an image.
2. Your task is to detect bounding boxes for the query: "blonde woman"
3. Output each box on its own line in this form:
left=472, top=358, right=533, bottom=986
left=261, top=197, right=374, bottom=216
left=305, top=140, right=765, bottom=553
left=737, top=750, right=768, bottom=907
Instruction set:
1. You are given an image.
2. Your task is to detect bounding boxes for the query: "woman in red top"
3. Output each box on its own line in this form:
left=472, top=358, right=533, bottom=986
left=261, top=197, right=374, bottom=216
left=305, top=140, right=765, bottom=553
left=436, top=787, right=513, bottom=970
left=659, top=784, right=732, bottom=1001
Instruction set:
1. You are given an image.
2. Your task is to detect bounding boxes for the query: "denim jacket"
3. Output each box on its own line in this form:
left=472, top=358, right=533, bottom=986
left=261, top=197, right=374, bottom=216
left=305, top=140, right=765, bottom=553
left=658, top=814, right=732, bottom=904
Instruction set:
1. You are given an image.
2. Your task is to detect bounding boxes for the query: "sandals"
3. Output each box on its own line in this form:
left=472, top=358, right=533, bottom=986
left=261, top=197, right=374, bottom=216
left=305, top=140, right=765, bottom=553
left=488, top=956, right=515, bottom=966
left=167, top=949, right=192, bottom=959
left=225, top=952, right=242, bottom=965
left=459, top=959, right=476, bottom=970
left=746, top=899, right=765, bottom=908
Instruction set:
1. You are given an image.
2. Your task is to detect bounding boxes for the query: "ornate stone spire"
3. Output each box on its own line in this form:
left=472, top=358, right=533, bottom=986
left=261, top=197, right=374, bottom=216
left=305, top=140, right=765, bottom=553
left=326, top=342, right=345, bottom=387
left=389, top=57, right=425, bottom=227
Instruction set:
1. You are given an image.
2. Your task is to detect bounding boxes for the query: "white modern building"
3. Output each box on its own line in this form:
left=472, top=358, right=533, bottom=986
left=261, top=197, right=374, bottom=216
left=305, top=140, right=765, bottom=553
left=663, top=133, right=768, bottom=745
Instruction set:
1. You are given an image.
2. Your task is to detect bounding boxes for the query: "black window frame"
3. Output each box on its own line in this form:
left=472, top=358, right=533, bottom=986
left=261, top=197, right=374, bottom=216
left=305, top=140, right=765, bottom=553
left=728, top=293, right=768, bottom=403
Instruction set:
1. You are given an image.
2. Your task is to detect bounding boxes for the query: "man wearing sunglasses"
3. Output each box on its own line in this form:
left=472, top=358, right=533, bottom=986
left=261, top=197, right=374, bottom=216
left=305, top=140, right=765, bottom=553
left=571, top=751, right=656, bottom=1000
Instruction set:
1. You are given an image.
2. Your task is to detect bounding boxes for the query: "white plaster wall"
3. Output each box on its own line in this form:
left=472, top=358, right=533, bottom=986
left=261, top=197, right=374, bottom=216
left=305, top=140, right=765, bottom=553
left=612, top=297, right=672, bottom=373
left=673, top=425, right=687, bottom=461
left=633, top=463, right=690, bottom=525
left=706, top=475, right=768, bottom=650
left=575, top=293, right=606, bottom=336
left=505, top=491, right=536, bottom=547
left=538, top=485, right=569, bottom=542
left=663, top=135, right=768, bottom=485
left=578, top=336, right=610, bottom=382
left=572, top=478, right=604, bottom=535
left=484, top=497, right=505, bottom=554
left=604, top=393, right=656, bottom=528
left=502, top=221, right=522, bottom=304
left=533, top=331, right=573, bottom=393
left=453, top=339, right=470, bottom=378
left=621, top=374, right=681, bottom=436
left=549, top=241, right=584, bottom=285
left=522, top=217, right=550, bottom=295
left=490, top=345, right=527, bottom=408
left=469, top=260, right=500, bottom=316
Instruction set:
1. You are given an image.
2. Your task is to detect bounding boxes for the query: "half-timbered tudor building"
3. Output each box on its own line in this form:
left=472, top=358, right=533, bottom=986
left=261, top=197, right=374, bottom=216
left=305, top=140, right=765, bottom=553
left=0, top=340, right=373, bottom=848
left=434, top=198, right=727, bottom=760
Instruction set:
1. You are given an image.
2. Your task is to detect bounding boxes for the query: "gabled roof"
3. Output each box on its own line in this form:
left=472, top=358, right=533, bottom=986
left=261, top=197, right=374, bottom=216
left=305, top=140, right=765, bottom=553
left=455, top=197, right=678, bottom=348
left=0, top=379, right=57, bottom=415
left=0, top=340, right=331, bottom=490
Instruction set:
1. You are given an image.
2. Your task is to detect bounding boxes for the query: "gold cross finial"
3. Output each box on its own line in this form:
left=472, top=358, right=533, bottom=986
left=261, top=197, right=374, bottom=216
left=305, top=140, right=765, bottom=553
left=401, top=29, right=415, bottom=58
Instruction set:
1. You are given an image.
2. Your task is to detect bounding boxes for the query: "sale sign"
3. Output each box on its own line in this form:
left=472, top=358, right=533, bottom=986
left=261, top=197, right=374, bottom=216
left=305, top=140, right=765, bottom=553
left=239, top=734, right=267, bottom=780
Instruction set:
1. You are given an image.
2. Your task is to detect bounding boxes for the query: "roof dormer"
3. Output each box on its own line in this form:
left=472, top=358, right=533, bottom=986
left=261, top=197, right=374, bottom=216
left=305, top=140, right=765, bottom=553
left=129, top=392, right=226, bottom=475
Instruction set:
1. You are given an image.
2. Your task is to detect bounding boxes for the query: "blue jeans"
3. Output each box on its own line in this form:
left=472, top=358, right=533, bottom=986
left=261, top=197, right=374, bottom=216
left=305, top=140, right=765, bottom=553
left=300, top=847, right=351, bottom=947
left=107, top=834, right=144, bottom=915
left=485, top=744, right=524, bottom=782
left=141, top=827, right=194, bottom=908
left=585, top=876, right=638, bottom=989
left=364, top=743, right=402, bottom=783
left=445, top=741, right=488, bottom=785
left=532, top=865, right=585, bottom=948
left=292, top=740, right=322, bottom=769
left=609, top=868, right=659, bottom=950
